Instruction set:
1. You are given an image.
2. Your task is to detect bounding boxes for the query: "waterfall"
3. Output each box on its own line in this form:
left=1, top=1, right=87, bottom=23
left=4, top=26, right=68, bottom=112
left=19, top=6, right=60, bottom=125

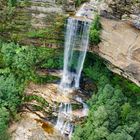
left=60, top=18, right=91, bottom=90
left=55, top=103, right=73, bottom=136
left=55, top=17, right=91, bottom=138
left=75, top=96, right=89, bottom=116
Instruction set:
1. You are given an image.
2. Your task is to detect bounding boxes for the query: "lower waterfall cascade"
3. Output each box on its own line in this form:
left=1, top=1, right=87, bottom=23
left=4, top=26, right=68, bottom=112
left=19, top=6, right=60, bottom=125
left=55, top=17, right=91, bottom=139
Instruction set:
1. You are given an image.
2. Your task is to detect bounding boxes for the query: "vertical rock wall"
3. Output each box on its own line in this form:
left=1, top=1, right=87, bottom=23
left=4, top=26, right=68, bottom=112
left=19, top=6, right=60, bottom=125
left=0, top=0, right=74, bottom=47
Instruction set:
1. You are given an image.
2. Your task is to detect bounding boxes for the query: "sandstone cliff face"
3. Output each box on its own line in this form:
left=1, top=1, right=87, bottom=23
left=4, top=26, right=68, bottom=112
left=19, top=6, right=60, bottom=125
left=95, top=18, right=140, bottom=86
left=98, top=0, right=140, bottom=29
left=0, top=0, right=74, bottom=46
left=100, top=0, right=140, bottom=18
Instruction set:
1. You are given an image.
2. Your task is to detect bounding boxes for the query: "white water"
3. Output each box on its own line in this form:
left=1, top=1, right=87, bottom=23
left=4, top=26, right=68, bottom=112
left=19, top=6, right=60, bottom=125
left=55, top=17, right=90, bottom=138
left=55, top=103, right=73, bottom=138
left=60, top=18, right=90, bottom=90
left=75, top=96, right=89, bottom=116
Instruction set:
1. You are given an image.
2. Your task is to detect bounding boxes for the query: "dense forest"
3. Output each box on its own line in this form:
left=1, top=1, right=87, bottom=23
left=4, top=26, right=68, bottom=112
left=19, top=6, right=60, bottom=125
left=0, top=41, right=63, bottom=139
left=73, top=53, right=140, bottom=140
left=0, top=0, right=140, bottom=140
left=1, top=41, right=140, bottom=140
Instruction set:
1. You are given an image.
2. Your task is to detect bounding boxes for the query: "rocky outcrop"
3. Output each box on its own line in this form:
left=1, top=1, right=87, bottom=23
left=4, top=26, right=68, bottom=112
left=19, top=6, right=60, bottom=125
left=98, top=0, right=140, bottom=29
left=9, top=77, right=90, bottom=140
left=92, top=18, right=140, bottom=86
left=75, top=0, right=140, bottom=30
left=64, top=0, right=76, bottom=12
left=10, top=112, right=67, bottom=140
left=130, top=14, right=140, bottom=30
left=75, top=1, right=140, bottom=86
left=0, top=0, right=69, bottom=46
left=99, top=0, right=140, bottom=18
left=1, top=0, right=140, bottom=87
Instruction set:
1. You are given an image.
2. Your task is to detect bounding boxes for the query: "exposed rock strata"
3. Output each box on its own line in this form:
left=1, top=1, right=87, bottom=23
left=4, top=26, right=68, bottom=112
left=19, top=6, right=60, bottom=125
left=10, top=81, right=89, bottom=140
left=98, top=0, right=140, bottom=29
left=91, top=18, right=140, bottom=86
left=0, top=0, right=68, bottom=46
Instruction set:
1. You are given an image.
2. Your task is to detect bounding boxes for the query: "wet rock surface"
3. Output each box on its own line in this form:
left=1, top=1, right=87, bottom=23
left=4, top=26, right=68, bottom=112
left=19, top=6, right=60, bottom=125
left=10, top=72, right=91, bottom=139
left=10, top=112, right=67, bottom=140
left=130, top=14, right=140, bottom=30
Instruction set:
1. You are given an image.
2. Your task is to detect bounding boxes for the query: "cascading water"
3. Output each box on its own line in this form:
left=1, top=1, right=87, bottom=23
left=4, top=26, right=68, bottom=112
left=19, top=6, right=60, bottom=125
left=60, top=18, right=91, bottom=90
left=55, top=103, right=73, bottom=136
left=75, top=96, right=89, bottom=116
left=55, top=17, right=91, bottom=138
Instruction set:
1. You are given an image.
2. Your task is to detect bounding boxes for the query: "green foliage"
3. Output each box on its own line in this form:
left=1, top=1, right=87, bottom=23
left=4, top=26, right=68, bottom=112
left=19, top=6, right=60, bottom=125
left=37, top=47, right=63, bottom=69
left=111, top=75, right=140, bottom=94
left=0, top=74, right=22, bottom=112
left=1, top=42, right=38, bottom=80
left=0, top=41, right=37, bottom=138
left=27, top=29, right=49, bottom=38
left=24, top=95, right=49, bottom=107
left=0, top=74, right=23, bottom=139
left=34, top=74, right=59, bottom=84
left=8, top=0, right=17, bottom=7
left=75, top=0, right=81, bottom=7
left=90, top=29, right=101, bottom=45
left=121, top=103, right=131, bottom=121
left=75, top=0, right=89, bottom=7
left=0, top=2, right=65, bottom=44
left=89, top=15, right=102, bottom=45
left=27, top=14, right=66, bottom=45
left=0, top=0, right=31, bottom=43
left=0, top=41, right=63, bottom=139
left=72, top=52, right=140, bottom=140
left=0, top=107, right=10, bottom=140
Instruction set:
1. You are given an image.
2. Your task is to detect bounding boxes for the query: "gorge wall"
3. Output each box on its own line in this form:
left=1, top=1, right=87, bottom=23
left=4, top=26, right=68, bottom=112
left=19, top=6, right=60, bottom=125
left=92, top=18, right=140, bottom=86
left=91, top=0, right=140, bottom=86
left=0, top=0, right=76, bottom=47
left=98, top=0, right=140, bottom=29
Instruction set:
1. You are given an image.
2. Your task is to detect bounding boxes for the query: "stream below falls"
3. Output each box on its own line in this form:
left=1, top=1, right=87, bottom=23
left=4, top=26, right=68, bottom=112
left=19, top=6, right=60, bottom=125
left=55, top=17, right=91, bottom=139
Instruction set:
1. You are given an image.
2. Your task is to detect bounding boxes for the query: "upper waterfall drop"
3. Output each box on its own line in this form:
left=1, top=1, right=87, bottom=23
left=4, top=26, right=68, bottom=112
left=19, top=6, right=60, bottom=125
left=55, top=17, right=91, bottom=138
left=59, top=17, right=91, bottom=91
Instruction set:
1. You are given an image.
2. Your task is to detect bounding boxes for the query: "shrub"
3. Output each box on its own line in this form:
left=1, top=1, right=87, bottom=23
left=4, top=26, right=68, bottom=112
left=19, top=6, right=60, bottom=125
left=0, top=42, right=38, bottom=139
left=0, top=41, right=63, bottom=139
left=8, top=0, right=17, bottom=7
left=89, top=15, right=102, bottom=45
left=89, top=29, right=101, bottom=45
